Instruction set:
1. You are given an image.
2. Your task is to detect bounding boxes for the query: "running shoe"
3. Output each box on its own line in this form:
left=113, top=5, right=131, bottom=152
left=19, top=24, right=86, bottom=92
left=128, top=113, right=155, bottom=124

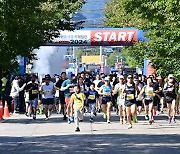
left=89, top=117, right=93, bottom=123
left=68, top=118, right=71, bottom=124
left=70, top=116, right=74, bottom=122
left=168, top=118, right=171, bottom=124
left=103, top=113, right=107, bottom=119
left=33, top=115, right=36, bottom=120
left=75, top=127, right=80, bottom=132
left=156, top=111, right=160, bottom=115
left=63, top=115, right=67, bottom=120
left=149, top=120, right=152, bottom=125
left=128, top=124, right=132, bottom=129
left=172, top=118, right=176, bottom=124
left=45, top=117, right=49, bottom=121
left=132, top=116, right=138, bottom=123
left=39, top=111, right=43, bottom=115
left=93, top=112, right=97, bottom=116
left=123, top=118, right=127, bottom=124
left=145, top=115, right=149, bottom=120
left=107, top=120, right=111, bottom=124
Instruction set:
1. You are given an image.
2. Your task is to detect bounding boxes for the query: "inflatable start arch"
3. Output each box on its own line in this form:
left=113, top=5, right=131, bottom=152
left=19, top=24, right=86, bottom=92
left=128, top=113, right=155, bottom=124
left=45, top=28, right=146, bottom=46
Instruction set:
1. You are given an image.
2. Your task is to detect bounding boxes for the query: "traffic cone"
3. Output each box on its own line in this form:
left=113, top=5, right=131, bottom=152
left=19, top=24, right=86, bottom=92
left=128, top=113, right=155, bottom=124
left=0, top=101, right=4, bottom=120
left=3, top=101, right=10, bottom=118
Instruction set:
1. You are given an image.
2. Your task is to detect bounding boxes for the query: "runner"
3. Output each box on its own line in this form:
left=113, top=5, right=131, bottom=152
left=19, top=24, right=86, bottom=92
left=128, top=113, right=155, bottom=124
left=111, top=75, right=118, bottom=113
left=40, top=74, right=55, bottom=120
left=37, top=78, right=45, bottom=115
left=61, top=72, right=76, bottom=124
left=177, top=82, right=180, bottom=114
left=99, top=77, right=113, bottom=124
left=157, top=76, right=165, bottom=114
left=26, top=75, right=39, bottom=120
left=78, top=77, right=88, bottom=93
left=134, top=77, right=143, bottom=115
left=141, top=75, right=147, bottom=86
left=151, top=74, right=160, bottom=115
left=70, top=85, right=85, bottom=132
left=54, top=76, right=61, bottom=114
left=113, top=75, right=126, bottom=124
left=163, top=74, right=177, bottom=124
left=138, top=77, right=156, bottom=124
left=93, top=74, right=101, bottom=90
left=24, top=88, right=30, bottom=116
left=78, top=76, right=88, bottom=113
left=86, top=83, right=99, bottom=122
left=10, top=76, right=26, bottom=113
left=84, top=72, right=92, bottom=88
left=96, top=74, right=105, bottom=112
left=55, top=72, right=67, bottom=120
left=122, top=74, right=139, bottom=129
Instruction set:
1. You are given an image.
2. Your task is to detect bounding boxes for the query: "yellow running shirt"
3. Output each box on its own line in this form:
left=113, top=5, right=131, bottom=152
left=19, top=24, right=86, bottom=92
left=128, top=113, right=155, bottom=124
left=70, top=93, right=85, bottom=109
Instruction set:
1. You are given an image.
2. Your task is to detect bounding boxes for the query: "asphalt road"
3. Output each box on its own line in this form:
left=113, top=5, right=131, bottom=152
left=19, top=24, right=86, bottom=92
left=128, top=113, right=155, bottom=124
left=0, top=112, right=180, bottom=154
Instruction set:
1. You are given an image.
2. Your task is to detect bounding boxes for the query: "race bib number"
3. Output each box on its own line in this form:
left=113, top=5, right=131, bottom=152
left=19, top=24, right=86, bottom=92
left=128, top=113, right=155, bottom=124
left=88, top=95, right=95, bottom=100
left=126, top=94, right=134, bottom=100
left=148, top=91, right=154, bottom=96
left=69, top=88, right=74, bottom=93
left=32, top=90, right=38, bottom=94
left=104, top=92, right=111, bottom=96
left=45, top=90, right=51, bottom=94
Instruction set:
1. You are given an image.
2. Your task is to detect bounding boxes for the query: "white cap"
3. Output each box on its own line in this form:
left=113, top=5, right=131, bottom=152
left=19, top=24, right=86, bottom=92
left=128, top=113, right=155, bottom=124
left=118, top=75, right=124, bottom=79
left=168, top=74, right=174, bottom=79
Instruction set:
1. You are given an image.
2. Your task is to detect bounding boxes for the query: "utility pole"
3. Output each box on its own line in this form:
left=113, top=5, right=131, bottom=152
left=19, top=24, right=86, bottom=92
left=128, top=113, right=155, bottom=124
left=72, top=46, right=76, bottom=75
left=100, top=46, right=102, bottom=64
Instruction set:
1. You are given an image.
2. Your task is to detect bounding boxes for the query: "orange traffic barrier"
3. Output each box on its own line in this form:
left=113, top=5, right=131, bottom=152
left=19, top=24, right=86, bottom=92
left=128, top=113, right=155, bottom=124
left=3, top=101, right=10, bottom=118
left=0, top=101, right=4, bottom=120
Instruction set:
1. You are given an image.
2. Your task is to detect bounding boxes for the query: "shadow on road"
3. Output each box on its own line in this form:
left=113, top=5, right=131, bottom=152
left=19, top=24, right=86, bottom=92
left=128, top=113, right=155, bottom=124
left=0, top=134, right=180, bottom=154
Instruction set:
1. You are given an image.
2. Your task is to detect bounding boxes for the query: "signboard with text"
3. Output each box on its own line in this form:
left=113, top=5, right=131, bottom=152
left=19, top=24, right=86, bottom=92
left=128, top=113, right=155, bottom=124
left=45, top=29, right=139, bottom=46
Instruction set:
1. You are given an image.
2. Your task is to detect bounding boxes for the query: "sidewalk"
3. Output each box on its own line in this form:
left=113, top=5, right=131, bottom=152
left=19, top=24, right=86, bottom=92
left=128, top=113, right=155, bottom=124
left=0, top=112, right=180, bottom=153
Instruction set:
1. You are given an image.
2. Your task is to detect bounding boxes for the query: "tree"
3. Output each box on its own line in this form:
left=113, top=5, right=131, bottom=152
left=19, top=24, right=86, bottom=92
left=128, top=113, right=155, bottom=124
left=104, top=0, right=180, bottom=79
left=0, top=0, right=85, bottom=72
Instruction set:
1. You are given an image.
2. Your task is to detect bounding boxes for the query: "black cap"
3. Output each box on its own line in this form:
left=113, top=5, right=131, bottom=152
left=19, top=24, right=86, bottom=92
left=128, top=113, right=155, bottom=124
left=45, top=74, right=51, bottom=80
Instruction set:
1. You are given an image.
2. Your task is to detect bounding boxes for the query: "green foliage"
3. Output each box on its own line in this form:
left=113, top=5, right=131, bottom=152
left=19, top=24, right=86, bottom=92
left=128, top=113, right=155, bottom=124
left=75, top=47, right=102, bottom=59
left=104, top=0, right=180, bottom=80
left=0, top=0, right=85, bottom=72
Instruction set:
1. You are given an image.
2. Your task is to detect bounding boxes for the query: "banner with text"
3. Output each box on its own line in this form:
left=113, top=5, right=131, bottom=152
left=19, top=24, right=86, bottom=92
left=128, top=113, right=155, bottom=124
left=46, top=29, right=138, bottom=46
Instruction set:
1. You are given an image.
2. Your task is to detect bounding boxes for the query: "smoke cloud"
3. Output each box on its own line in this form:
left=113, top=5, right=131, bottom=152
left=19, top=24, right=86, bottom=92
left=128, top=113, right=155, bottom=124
left=32, top=46, right=67, bottom=79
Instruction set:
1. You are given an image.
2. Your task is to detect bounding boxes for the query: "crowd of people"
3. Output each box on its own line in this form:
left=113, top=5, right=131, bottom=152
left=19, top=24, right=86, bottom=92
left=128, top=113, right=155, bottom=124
left=1, top=71, right=180, bottom=131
